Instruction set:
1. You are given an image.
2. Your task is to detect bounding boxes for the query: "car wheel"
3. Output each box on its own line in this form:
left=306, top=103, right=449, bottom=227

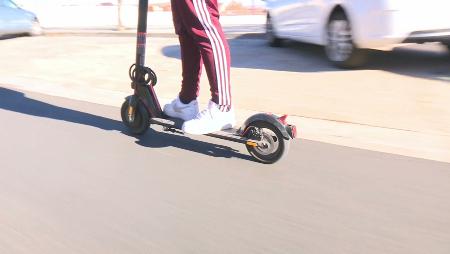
left=266, top=15, right=282, bottom=47
left=325, top=12, right=367, bottom=68
left=29, top=20, right=43, bottom=36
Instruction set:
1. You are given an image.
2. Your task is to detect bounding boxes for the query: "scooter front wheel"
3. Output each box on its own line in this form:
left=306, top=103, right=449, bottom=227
left=246, top=121, right=290, bottom=164
left=121, top=99, right=150, bottom=135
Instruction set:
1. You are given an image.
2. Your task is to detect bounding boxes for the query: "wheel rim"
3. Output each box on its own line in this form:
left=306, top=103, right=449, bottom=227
left=122, top=101, right=141, bottom=127
left=255, top=128, right=280, bottom=156
left=326, top=19, right=353, bottom=62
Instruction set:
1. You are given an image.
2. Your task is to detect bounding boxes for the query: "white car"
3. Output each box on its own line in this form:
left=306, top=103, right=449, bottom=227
left=0, top=0, right=42, bottom=37
left=265, top=0, right=450, bottom=67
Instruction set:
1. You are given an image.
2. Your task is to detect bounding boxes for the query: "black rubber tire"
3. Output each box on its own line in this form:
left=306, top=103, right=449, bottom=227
left=325, top=12, right=367, bottom=68
left=246, top=121, right=290, bottom=164
left=266, top=15, right=283, bottom=47
left=121, top=99, right=150, bottom=135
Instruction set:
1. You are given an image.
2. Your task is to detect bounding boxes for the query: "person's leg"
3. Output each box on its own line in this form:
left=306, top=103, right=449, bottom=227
left=178, top=31, right=202, bottom=104
left=174, top=0, right=232, bottom=112
left=164, top=0, right=201, bottom=121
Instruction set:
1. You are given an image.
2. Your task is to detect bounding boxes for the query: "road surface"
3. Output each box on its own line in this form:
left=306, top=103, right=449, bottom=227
left=1, top=88, right=449, bottom=254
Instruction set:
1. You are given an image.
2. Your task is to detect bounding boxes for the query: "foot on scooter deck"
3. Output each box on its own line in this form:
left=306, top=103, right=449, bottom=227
left=121, top=0, right=294, bottom=164
left=150, top=116, right=249, bottom=144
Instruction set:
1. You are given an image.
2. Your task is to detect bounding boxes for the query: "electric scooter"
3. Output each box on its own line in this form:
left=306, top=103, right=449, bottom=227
left=120, top=0, right=297, bottom=164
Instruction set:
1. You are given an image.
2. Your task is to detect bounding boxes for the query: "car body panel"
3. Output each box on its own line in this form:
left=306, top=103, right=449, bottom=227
left=266, top=0, right=450, bottom=49
left=0, top=0, right=38, bottom=36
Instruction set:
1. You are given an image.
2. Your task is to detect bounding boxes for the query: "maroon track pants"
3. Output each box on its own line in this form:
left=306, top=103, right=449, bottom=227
left=171, top=0, right=232, bottom=111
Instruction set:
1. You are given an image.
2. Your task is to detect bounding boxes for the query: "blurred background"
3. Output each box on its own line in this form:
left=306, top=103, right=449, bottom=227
left=2, top=0, right=449, bottom=66
left=11, top=0, right=266, bottom=28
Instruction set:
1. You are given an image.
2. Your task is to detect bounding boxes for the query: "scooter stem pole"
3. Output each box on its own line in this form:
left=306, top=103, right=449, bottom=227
left=136, top=0, right=148, bottom=67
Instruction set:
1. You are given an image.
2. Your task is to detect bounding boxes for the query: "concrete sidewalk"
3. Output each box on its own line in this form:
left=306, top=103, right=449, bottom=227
left=0, top=35, right=449, bottom=163
left=37, top=9, right=266, bottom=34
left=43, top=25, right=265, bottom=40
left=41, top=12, right=266, bottom=38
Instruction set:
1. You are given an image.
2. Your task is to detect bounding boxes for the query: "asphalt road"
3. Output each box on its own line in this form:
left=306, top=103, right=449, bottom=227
left=1, top=88, right=449, bottom=254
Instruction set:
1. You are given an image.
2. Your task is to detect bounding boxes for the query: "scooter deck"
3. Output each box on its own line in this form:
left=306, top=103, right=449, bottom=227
left=150, top=116, right=249, bottom=144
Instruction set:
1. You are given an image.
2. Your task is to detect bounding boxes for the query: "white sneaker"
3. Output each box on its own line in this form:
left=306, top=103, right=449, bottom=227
left=163, top=97, right=199, bottom=121
left=182, top=100, right=236, bottom=135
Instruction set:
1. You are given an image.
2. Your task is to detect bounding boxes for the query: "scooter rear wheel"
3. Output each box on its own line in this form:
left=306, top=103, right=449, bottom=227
left=246, top=121, right=290, bottom=164
left=121, top=99, right=150, bottom=135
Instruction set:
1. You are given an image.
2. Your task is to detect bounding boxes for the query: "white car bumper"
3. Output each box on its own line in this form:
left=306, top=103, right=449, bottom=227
left=354, top=2, right=450, bottom=49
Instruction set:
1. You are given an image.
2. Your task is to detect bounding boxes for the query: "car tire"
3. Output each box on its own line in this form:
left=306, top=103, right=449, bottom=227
left=29, top=20, right=43, bottom=36
left=325, top=12, right=367, bottom=68
left=266, top=15, right=282, bottom=47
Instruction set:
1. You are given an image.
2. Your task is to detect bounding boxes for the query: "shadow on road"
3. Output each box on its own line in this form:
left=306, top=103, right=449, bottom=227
left=0, top=34, right=28, bottom=40
left=0, top=87, right=252, bottom=161
left=161, top=39, right=335, bottom=73
left=135, top=128, right=251, bottom=160
left=365, top=46, right=450, bottom=82
left=162, top=38, right=450, bottom=81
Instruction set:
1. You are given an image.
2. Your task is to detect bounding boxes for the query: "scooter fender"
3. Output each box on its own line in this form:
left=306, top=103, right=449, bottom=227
left=125, top=89, right=158, bottom=118
left=242, top=113, right=291, bottom=140
left=124, top=95, right=137, bottom=107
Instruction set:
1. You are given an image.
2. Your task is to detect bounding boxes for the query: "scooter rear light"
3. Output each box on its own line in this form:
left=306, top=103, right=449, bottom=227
left=287, top=124, right=297, bottom=139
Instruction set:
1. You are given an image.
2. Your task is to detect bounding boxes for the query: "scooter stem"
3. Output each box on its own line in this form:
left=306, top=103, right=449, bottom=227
left=136, top=0, right=148, bottom=68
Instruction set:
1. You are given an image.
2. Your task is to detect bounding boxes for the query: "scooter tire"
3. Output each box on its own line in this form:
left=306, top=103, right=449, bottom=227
left=121, top=99, right=150, bottom=135
left=246, top=121, right=290, bottom=164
